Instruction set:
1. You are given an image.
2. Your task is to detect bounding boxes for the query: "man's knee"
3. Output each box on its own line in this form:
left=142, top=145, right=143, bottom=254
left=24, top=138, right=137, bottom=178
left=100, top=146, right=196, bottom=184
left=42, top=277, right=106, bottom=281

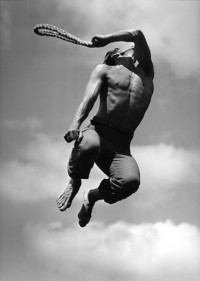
left=126, top=178, right=140, bottom=194
left=99, top=177, right=140, bottom=204
left=78, top=135, right=100, bottom=157
left=111, top=177, right=140, bottom=200
left=80, top=140, right=99, bottom=155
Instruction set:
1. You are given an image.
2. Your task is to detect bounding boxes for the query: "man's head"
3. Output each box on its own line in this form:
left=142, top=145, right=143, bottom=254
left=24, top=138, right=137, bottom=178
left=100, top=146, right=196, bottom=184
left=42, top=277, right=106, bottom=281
left=103, top=48, right=119, bottom=66
left=103, top=45, right=137, bottom=66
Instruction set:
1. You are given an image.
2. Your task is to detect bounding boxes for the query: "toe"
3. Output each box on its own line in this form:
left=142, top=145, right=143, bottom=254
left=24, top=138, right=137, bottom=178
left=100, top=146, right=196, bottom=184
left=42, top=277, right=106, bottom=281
left=56, top=196, right=63, bottom=205
left=57, top=202, right=63, bottom=208
left=58, top=193, right=65, bottom=201
left=56, top=197, right=72, bottom=211
left=59, top=204, right=65, bottom=210
left=57, top=203, right=66, bottom=211
left=56, top=198, right=63, bottom=206
left=59, top=202, right=71, bottom=211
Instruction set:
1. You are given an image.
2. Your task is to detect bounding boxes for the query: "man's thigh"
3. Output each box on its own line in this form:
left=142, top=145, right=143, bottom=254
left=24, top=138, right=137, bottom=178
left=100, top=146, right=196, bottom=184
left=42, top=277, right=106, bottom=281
left=79, top=127, right=101, bottom=151
left=110, top=153, right=140, bottom=183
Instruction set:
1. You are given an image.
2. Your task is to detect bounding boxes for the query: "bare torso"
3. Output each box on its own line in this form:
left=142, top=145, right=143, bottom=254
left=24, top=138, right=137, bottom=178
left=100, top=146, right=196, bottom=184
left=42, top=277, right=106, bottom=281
left=96, top=64, right=154, bottom=134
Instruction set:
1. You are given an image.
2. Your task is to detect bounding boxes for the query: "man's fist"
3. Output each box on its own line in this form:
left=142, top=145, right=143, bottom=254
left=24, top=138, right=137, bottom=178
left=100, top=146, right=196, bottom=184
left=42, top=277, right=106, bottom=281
left=91, top=35, right=109, bottom=47
left=64, top=130, right=80, bottom=143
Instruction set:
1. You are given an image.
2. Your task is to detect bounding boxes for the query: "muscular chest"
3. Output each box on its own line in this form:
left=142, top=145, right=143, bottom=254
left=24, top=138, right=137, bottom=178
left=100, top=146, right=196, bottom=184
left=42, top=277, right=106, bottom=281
left=107, top=67, right=133, bottom=90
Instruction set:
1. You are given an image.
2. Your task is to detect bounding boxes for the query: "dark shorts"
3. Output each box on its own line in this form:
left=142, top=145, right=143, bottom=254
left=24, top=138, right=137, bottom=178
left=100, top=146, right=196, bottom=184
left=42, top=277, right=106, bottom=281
left=68, top=117, right=140, bottom=204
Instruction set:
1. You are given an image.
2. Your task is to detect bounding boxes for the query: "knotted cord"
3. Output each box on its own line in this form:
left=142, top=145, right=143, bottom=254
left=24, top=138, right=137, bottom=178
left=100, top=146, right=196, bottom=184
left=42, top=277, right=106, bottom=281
left=33, top=24, right=95, bottom=48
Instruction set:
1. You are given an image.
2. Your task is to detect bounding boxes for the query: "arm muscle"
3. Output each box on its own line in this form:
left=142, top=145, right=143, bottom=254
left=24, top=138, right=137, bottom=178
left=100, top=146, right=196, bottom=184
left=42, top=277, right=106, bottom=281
left=69, top=64, right=106, bottom=129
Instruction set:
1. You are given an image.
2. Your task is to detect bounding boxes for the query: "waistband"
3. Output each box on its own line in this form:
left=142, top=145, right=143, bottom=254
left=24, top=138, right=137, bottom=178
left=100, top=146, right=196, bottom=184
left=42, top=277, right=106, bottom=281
left=91, top=116, right=134, bottom=139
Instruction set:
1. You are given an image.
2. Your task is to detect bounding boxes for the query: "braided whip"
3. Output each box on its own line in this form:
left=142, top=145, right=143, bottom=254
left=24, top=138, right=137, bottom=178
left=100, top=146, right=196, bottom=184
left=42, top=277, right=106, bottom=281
left=33, top=24, right=95, bottom=48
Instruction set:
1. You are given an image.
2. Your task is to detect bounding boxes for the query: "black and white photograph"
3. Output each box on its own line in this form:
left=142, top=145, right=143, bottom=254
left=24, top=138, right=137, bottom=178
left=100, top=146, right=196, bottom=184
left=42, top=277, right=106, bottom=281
left=0, top=1, right=200, bottom=281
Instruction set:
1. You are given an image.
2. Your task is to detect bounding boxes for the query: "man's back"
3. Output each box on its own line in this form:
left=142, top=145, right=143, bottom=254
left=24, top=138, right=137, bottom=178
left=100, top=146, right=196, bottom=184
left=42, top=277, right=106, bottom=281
left=96, top=64, right=154, bottom=133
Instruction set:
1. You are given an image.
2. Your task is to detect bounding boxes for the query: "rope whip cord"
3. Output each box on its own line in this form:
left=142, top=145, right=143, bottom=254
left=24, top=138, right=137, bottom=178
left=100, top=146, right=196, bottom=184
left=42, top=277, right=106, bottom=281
left=33, top=24, right=95, bottom=48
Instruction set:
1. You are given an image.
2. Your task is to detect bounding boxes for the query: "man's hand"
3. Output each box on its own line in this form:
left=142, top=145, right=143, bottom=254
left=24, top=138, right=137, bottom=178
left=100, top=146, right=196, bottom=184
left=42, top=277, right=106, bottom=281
left=64, top=129, right=83, bottom=143
left=91, top=35, right=109, bottom=47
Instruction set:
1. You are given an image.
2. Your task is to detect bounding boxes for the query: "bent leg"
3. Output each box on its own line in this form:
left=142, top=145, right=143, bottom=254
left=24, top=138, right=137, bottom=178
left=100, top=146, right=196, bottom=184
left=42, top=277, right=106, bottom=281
left=98, top=153, right=140, bottom=204
left=77, top=153, right=140, bottom=225
left=57, top=128, right=100, bottom=211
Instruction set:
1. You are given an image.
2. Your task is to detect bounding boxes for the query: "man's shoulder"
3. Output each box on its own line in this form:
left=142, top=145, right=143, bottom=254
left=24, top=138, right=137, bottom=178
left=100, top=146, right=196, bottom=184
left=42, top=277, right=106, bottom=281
left=91, top=64, right=110, bottom=78
left=94, top=63, right=110, bottom=72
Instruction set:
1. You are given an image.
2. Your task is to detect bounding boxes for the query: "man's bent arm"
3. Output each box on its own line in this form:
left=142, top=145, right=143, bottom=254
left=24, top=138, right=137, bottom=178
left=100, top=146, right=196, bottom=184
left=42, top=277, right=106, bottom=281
left=92, top=29, right=154, bottom=78
left=66, top=65, right=105, bottom=137
left=93, top=29, right=139, bottom=45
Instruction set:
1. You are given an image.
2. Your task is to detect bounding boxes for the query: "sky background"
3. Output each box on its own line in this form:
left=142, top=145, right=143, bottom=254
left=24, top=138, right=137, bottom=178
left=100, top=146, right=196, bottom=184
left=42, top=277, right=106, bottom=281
left=0, top=0, right=200, bottom=280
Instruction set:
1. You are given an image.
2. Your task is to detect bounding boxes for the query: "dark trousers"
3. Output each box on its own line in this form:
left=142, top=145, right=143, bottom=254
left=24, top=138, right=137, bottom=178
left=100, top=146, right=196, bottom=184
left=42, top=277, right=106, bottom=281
left=68, top=120, right=140, bottom=204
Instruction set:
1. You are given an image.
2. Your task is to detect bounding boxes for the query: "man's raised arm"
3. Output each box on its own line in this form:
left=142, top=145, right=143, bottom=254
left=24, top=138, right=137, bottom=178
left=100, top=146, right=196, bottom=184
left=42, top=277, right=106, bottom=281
left=92, top=29, right=154, bottom=78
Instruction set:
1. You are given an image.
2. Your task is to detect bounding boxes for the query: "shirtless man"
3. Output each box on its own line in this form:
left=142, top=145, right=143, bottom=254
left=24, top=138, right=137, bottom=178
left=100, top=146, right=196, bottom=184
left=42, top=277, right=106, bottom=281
left=56, top=29, right=154, bottom=227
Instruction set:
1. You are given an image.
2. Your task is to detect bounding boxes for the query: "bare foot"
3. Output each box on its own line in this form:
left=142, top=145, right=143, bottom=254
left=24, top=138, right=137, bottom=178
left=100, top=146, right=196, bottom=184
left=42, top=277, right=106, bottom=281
left=56, top=179, right=81, bottom=211
left=78, top=190, right=94, bottom=227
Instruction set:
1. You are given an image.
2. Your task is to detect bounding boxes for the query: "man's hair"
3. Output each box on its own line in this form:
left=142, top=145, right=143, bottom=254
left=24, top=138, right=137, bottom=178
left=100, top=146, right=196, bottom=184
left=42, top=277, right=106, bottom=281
left=103, top=48, right=119, bottom=66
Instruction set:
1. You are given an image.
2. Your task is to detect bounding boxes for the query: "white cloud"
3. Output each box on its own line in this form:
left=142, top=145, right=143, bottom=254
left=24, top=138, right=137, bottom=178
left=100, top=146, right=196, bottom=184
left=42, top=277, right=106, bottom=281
left=0, top=131, right=104, bottom=203
left=132, top=144, right=200, bottom=206
left=39, top=0, right=200, bottom=77
left=0, top=133, right=68, bottom=202
left=1, top=118, right=42, bottom=131
left=25, top=220, right=200, bottom=281
left=0, top=133, right=199, bottom=207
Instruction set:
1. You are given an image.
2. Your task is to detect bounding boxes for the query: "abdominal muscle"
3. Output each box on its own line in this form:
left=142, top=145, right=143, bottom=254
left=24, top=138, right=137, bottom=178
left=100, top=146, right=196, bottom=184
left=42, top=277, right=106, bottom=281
left=96, top=67, right=151, bottom=133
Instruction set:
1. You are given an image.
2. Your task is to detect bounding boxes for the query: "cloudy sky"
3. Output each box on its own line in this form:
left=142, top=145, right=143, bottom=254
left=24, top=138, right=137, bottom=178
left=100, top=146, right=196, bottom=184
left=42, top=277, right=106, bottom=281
left=0, top=0, right=200, bottom=280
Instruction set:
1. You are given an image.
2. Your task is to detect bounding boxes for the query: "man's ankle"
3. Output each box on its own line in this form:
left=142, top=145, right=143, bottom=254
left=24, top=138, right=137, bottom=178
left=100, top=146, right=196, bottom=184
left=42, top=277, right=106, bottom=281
left=71, top=178, right=81, bottom=187
left=88, top=189, right=103, bottom=204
